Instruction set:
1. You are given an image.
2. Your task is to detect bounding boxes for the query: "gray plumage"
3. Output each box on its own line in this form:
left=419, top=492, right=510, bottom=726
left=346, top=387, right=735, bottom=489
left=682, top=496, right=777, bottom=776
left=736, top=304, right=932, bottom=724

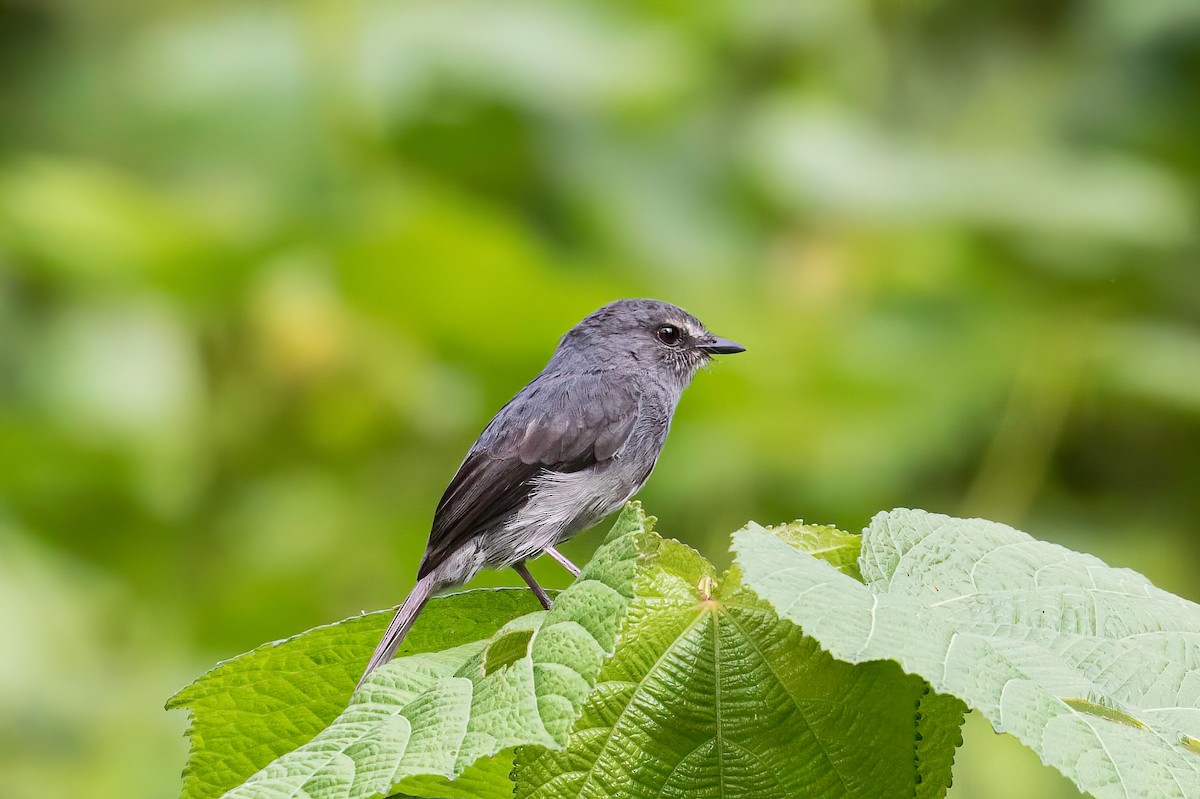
left=358, top=299, right=744, bottom=686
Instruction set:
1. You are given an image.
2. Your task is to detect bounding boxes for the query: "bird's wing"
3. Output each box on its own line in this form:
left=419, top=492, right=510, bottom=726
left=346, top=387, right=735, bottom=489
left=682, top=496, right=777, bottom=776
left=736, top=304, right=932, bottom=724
left=418, top=373, right=640, bottom=579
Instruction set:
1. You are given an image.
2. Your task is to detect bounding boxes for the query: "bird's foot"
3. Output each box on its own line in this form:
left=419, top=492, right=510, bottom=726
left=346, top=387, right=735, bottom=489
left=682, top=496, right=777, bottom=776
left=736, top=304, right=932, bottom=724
left=513, top=562, right=554, bottom=610
left=544, top=546, right=581, bottom=578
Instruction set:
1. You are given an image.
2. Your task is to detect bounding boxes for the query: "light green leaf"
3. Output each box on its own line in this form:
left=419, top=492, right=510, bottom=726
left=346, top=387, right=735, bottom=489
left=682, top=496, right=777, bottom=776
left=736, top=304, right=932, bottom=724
left=514, top=522, right=964, bottom=799
left=764, top=520, right=863, bottom=580
left=1060, top=699, right=1147, bottom=730
left=173, top=508, right=967, bottom=799
left=167, top=589, right=545, bottom=799
left=391, top=749, right=517, bottom=799
left=734, top=509, right=1200, bottom=799
left=484, top=629, right=535, bottom=675
left=171, top=502, right=656, bottom=799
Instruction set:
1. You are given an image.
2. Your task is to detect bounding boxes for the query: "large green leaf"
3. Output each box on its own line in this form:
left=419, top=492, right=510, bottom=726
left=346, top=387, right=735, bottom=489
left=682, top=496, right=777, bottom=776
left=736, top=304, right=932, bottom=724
left=167, top=590, right=546, bottom=799
left=733, top=509, right=1200, bottom=799
left=169, top=502, right=656, bottom=799
left=171, top=509, right=968, bottom=799
left=514, top=521, right=964, bottom=799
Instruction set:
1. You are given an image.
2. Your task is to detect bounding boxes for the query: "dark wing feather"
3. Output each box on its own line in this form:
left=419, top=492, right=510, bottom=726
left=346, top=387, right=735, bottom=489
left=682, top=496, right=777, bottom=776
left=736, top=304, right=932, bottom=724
left=418, top=373, right=639, bottom=579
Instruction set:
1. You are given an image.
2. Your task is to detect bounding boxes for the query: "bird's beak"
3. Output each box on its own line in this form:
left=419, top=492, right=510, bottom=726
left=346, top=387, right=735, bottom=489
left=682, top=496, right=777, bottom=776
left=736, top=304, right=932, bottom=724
left=696, top=336, right=746, bottom=355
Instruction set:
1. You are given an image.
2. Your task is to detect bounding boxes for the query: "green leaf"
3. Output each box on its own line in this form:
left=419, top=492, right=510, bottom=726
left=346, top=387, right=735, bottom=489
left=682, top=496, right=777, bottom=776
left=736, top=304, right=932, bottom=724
left=781, top=519, right=964, bottom=798
left=484, top=629, right=535, bottom=675
left=167, top=589, right=545, bottom=799
left=391, top=750, right=517, bottom=799
left=734, top=509, right=1200, bottom=799
left=172, top=508, right=967, bottom=799
left=170, top=502, right=656, bottom=799
left=915, top=688, right=968, bottom=798
left=764, top=520, right=863, bottom=580
left=1060, top=699, right=1147, bottom=730
left=514, top=522, right=964, bottom=799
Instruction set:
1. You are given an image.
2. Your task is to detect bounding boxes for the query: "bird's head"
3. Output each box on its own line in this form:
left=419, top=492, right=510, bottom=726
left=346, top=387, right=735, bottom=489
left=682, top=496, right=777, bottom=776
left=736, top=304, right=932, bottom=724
left=553, top=298, right=745, bottom=385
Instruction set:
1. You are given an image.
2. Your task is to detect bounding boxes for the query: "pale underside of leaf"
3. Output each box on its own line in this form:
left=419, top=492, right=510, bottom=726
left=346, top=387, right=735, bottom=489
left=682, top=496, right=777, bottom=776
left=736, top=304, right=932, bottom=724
left=734, top=509, right=1200, bottom=799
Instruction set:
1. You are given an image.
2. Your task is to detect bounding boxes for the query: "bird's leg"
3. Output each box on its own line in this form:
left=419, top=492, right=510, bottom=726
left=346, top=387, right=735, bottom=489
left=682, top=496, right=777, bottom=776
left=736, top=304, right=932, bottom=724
left=513, top=562, right=553, bottom=610
left=544, top=546, right=581, bottom=578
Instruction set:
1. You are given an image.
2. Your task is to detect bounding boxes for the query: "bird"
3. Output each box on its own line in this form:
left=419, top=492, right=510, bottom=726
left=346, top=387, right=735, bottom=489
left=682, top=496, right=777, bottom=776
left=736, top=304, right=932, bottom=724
left=358, top=298, right=744, bottom=687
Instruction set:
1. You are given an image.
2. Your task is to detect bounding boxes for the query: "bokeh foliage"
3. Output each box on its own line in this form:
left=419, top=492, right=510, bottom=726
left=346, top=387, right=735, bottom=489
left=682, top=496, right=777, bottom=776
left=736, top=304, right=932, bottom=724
left=1, top=1, right=1197, bottom=797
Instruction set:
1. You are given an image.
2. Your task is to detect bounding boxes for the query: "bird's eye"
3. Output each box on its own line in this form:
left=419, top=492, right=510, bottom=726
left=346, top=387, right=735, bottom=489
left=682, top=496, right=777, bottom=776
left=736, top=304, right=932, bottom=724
left=655, top=324, right=683, bottom=346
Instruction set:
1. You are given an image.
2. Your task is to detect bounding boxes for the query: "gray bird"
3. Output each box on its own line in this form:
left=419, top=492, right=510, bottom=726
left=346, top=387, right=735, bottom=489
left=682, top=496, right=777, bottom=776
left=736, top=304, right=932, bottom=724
left=358, top=298, right=744, bottom=686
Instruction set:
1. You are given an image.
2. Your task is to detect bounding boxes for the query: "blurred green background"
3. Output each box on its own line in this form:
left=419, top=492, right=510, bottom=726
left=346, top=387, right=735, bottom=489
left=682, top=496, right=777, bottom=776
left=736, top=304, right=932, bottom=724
left=2, top=0, right=1198, bottom=797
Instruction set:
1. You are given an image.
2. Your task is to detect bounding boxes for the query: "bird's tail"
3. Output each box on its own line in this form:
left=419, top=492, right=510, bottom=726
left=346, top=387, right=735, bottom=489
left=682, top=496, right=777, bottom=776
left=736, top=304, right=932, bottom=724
left=356, top=575, right=435, bottom=690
